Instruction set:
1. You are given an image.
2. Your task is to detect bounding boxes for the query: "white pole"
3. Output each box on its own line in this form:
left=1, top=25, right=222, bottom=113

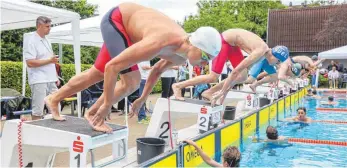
left=72, top=19, right=81, bottom=117
left=315, top=69, right=319, bottom=88
left=59, top=43, right=63, bottom=64
left=189, top=62, right=193, bottom=98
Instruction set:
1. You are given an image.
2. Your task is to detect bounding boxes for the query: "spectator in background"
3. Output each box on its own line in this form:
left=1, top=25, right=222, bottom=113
left=24, top=16, right=60, bottom=120
left=137, top=61, right=152, bottom=124
left=193, top=65, right=201, bottom=77
left=327, top=60, right=336, bottom=71
left=328, top=66, right=339, bottom=89
left=178, top=62, right=189, bottom=97
left=161, top=67, right=178, bottom=98
left=221, top=62, right=229, bottom=81
left=335, top=60, right=344, bottom=72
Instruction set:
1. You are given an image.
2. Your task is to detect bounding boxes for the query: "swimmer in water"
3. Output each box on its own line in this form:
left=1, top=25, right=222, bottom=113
left=321, top=96, right=337, bottom=105
left=285, top=107, right=312, bottom=123
left=184, top=139, right=241, bottom=167
left=252, top=126, right=288, bottom=144
left=311, top=90, right=321, bottom=99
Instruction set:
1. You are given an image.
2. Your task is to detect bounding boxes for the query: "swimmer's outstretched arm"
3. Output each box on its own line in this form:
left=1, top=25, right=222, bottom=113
left=184, top=140, right=223, bottom=167
left=218, top=48, right=268, bottom=98
left=129, top=59, right=178, bottom=117
left=103, top=38, right=165, bottom=107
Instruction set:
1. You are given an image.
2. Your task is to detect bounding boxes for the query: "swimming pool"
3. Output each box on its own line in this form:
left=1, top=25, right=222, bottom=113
left=240, top=94, right=347, bottom=167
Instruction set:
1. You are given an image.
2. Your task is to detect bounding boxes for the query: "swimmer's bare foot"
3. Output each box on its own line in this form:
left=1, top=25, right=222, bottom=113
left=44, top=96, right=65, bottom=121
left=201, top=92, right=212, bottom=101
left=92, top=120, right=113, bottom=133
left=249, top=84, right=256, bottom=93
left=172, top=84, right=185, bottom=100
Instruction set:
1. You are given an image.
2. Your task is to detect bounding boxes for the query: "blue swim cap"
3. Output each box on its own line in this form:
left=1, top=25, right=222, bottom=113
left=271, top=46, right=289, bottom=62
left=291, top=63, right=302, bottom=76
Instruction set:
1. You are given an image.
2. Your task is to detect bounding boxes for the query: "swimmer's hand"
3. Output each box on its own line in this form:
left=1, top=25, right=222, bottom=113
left=211, top=91, right=226, bottom=106
left=129, top=98, right=145, bottom=118
left=183, top=139, right=198, bottom=147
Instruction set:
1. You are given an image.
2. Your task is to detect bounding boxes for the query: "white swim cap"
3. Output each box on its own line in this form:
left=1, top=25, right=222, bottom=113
left=189, top=26, right=222, bottom=59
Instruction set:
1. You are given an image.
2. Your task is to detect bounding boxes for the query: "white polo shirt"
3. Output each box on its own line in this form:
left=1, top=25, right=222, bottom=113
left=24, top=32, right=57, bottom=85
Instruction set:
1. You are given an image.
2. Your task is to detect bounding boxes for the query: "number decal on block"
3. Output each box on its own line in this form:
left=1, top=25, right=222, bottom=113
left=159, top=122, right=170, bottom=139
left=74, top=154, right=80, bottom=168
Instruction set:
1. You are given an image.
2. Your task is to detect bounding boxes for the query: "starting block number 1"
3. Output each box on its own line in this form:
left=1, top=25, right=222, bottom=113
left=198, top=107, right=209, bottom=132
left=70, top=136, right=87, bottom=168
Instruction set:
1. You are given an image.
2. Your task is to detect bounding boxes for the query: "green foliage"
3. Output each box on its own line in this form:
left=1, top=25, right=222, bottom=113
left=183, top=0, right=285, bottom=39
left=1, top=0, right=99, bottom=64
left=1, top=61, right=163, bottom=97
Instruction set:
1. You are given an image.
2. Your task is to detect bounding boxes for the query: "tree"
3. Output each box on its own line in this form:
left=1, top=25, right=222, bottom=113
left=314, top=4, right=347, bottom=44
left=183, top=0, right=285, bottom=40
left=1, top=0, right=98, bottom=64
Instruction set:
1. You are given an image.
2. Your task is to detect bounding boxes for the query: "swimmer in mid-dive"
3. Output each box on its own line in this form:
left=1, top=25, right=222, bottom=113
left=45, top=2, right=222, bottom=132
left=252, top=126, right=288, bottom=144
left=184, top=139, right=241, bottom=167
left=285, top=107, right=312, bottom=123
left=172, top=29, right=246, bottom=101
left=320, top=96, right=337, bottom=105
left=248, top=55, right=322, bottom=93
left=208, top=29, right=291, bottom=105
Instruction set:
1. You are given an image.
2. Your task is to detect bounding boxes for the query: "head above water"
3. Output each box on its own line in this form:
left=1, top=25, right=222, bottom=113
left=187, top=26, right=222, bottom=66
left=266, top=126, right=278, bottom=140
left=312, top=90, right=317, bottom=95
left=271, top=45, right=289, bottom=63
left=223, top=146, right=241, bottom=167
left=297, top=107, right=307, bottom=119
left=328, top=96, right=334, bottom=102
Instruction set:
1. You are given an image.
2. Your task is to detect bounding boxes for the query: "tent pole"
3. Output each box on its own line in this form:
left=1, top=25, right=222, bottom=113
left=72, top=19, right=81, bottom=118
left=59, top=43, right=63, bottom=64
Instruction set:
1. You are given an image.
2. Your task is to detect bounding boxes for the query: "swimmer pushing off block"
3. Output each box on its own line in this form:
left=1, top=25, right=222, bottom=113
left=44, top=2, right=222, bottom=133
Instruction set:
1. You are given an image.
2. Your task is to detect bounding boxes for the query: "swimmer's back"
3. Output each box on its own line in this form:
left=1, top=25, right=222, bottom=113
left=119, top=3, right=186, bottom=43
left=222, top=28, right=268, bottom=54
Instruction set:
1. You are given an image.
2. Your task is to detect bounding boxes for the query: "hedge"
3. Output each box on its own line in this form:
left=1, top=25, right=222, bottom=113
left=1, top=61, right=162, bottom=97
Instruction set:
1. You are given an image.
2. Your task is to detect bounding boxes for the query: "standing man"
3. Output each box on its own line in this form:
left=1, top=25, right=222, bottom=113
left=137, top=61, right=152, bottom=124
left=24, top=16, right=59, bottom=120
left=161, top=67, right=178, bottom=98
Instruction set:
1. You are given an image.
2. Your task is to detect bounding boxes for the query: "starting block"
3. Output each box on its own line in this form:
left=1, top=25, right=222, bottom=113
left=145, top=98, right=223, bottom=146
left=1, top=116, right=128, bottom=167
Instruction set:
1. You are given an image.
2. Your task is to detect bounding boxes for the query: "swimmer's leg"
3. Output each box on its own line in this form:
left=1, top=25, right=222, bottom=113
left=250, top=74, right=278, bottom=92
left=45, top=67, right=104, bottom=121
left=88, top=70, right=141, bottom=133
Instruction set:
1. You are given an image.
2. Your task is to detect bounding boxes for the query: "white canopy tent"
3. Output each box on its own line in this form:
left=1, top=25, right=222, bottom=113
left=48, top=16, right=103, bottom=47
left=1, top=0, right=83, bottom=117
left=318, top=45, right=347, bottom=59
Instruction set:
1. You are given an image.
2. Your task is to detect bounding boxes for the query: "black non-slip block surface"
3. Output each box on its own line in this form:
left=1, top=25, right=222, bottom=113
left=171, top=98, right=221, bottom=107
left=26, top=116, right=126, bottom=137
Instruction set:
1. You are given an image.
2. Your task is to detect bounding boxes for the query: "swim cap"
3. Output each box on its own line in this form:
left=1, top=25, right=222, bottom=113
left=189, top=26, right=222, bottom=59
left=312, top=55, right=318, bottom=60
left=291, top=63, right=302, bottom=76
left=271, top=46, right=289, bottom=62
left=328, top=96, right=334, bottom=101
left=266, top=126, right=278, bottom=140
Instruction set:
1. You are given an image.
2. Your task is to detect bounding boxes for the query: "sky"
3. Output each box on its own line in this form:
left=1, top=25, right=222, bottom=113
left=86, top=0, right=307, bottom=22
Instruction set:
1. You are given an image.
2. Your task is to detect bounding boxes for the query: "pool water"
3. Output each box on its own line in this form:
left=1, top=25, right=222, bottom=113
left=239, top=95, right=347, bottom=167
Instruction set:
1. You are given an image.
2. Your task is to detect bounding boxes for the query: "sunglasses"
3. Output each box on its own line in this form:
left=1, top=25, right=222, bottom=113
left=201, top=50, right=212, bottom=62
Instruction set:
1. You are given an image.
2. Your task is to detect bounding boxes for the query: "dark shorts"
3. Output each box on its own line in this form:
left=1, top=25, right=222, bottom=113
left=94, top=7, right=138, bottom=74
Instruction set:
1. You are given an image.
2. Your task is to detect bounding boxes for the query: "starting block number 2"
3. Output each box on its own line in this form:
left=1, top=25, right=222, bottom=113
left=198, top=107, right=210, bottom=131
